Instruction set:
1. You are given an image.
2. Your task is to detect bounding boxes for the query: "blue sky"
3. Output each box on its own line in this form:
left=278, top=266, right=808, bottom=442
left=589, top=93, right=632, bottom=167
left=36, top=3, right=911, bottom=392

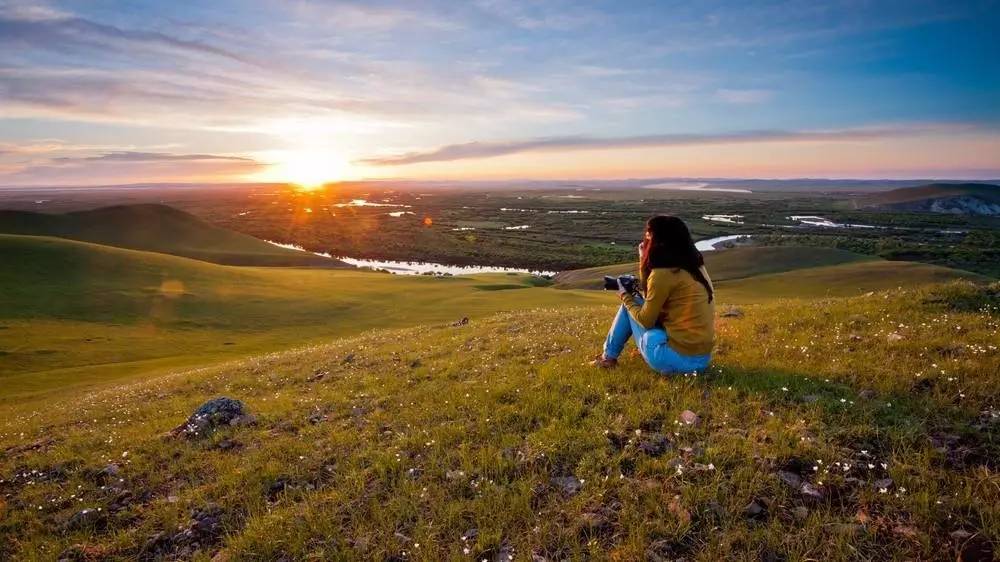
left=1, top=0, right=998, bottom=185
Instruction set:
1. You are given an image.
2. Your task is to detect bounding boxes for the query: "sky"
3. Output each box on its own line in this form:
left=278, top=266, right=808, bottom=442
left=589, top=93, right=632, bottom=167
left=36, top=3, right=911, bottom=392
left=1, top=0, right=999, bottom=186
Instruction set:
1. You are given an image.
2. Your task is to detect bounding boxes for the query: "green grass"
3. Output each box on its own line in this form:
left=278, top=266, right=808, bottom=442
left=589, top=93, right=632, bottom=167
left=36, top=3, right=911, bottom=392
left=2, top=226, right=996, bottom=559
left=0, top=204, right=339, bottom=267
left=0, top=234, right=609, bottom=403
left=0, top=282, right=996, bottom=560
left=716, top=260, right=989, bottom=303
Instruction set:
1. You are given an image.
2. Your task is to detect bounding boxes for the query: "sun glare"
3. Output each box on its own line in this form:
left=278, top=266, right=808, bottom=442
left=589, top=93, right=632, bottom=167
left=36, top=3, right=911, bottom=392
left=269, top=151, right=351, bottom=190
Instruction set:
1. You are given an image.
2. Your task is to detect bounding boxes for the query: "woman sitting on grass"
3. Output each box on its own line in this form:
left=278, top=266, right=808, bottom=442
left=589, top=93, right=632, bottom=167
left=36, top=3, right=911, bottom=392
left=593, top=215, right=715, bottom=373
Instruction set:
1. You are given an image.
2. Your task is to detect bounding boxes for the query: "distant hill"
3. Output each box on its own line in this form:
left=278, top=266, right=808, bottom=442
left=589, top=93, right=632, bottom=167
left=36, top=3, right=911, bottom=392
left=553, top=246, right=875, bottom=290
left=0, top=203, right=343, bottom=267
left=865, top=182, right=1000, bottom=215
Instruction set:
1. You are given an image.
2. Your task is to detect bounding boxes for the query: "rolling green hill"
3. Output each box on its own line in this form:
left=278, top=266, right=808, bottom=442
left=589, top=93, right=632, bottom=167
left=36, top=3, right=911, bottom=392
left=715, top=260, right=988, bottom=303
left=866, top=182, right=1000, bottom=205
left=1, top=282, right=996, bottom=560
left=0, top=204, right=342, bottom=267
left=863, top=182, right=1000, bottom=215
left=0, top=234, right=609, bottom=401
left=553, top=246, right=877, bottom=290
left=3, top=237, right=987, bottom=402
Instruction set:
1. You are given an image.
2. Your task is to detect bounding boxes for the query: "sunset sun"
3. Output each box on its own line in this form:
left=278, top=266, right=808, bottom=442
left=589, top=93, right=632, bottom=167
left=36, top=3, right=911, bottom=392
left=269, top=151, right=351, bottom=190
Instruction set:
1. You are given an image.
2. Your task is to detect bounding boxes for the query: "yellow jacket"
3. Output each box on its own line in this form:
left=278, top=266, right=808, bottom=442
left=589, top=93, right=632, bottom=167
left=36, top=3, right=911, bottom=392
left=621, top=266, right=715, bottom=356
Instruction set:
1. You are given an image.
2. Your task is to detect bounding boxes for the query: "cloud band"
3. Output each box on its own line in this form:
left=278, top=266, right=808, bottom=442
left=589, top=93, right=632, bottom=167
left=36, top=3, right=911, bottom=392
left=358, top=124, right=991, bottom=166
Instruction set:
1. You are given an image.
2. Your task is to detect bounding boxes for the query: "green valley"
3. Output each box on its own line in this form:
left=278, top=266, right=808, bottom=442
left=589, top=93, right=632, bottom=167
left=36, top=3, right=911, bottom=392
left=0, top=234, right=608, bottom=403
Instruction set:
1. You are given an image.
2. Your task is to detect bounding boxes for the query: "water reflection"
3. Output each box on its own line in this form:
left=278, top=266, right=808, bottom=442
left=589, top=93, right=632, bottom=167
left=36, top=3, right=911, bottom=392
left=266, top=240, right=554, bottom=276
left=695, top=235, right=750, bottom=251
left=644, top=182, right=753, bottom=193
left=336, top=257, right=556, bottom=277
left=787, top=215, right=877, bottom=228
left=702, top=214, right=744, bottom=224
left=333, top=199, right=411, bottom=208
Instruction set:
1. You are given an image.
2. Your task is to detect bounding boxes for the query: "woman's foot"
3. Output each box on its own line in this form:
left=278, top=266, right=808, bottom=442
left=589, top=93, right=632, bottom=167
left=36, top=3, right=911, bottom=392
left=590, top=354, right=618, bottom=369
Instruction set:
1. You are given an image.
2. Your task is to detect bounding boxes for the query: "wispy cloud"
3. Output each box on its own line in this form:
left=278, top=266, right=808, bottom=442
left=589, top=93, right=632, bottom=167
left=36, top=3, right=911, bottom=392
left=714, top=88, right=774, bottom=104
left=0, top=64, right=384, bottom=129
left=50, top=151, right=258, bottom=163
left=0, top=150, right=265, bottom=186
left=0, top=139, right=129, bottom=156
left=359, top=123, right=992, bottom=166
left=0, top=10, right=255, bottom=65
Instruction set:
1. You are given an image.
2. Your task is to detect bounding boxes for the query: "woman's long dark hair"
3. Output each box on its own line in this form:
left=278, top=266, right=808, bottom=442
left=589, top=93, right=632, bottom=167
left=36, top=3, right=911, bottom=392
left=640, top=215, right=714, bottom=302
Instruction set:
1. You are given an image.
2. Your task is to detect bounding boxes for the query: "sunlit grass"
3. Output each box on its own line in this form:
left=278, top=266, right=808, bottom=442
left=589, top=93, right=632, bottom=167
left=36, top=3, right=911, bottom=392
left=1, top=282, right=996, bottom=560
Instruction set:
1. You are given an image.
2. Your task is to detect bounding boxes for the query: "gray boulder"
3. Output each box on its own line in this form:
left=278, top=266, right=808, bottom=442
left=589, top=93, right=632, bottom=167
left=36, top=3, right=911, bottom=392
left=171, top=397, right=255, bottom=439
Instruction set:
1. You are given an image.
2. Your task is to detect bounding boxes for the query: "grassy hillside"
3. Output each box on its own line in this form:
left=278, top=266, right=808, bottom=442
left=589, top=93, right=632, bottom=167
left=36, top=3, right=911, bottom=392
left=553, top=246, right=879, bottom=290
left=0, top=282, right=996, bottom=560
left=0, top=204, right=341, bottom=267
left=0, top=234, right=609, bottom=402
left=716, top=260, right=989, bottom=303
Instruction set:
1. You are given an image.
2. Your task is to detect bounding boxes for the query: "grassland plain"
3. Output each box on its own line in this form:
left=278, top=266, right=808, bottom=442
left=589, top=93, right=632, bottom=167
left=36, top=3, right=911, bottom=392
left=0, top=234, right=608, bottom=403
left=183, top=185, right=1000, bottom=276
left=4, top=188, right=996, bottom=275
left=0, top=282, right=996, bottom=560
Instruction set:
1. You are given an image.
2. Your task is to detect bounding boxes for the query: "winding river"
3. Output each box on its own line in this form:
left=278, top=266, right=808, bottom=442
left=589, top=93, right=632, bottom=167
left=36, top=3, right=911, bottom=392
left=267, top=235, right=748, bottom=276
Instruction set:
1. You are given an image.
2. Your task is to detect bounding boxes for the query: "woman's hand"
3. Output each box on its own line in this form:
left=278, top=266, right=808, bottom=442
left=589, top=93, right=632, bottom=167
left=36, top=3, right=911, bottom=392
left=616, top=277, right=629, bottom=297
left=637, top=240, right=646, bottom=260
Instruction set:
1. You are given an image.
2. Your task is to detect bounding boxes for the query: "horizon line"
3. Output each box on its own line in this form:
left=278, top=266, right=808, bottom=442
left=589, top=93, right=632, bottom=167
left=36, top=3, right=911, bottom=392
left=2, top=178, right=1000, bottom=192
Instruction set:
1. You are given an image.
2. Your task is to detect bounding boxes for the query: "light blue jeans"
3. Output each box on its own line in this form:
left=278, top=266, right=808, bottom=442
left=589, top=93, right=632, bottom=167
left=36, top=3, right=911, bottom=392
left=603, top=296, right=711, bottom=374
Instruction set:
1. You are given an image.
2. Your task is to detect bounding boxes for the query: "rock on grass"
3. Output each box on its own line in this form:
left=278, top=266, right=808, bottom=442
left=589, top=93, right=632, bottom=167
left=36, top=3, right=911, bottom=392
left=799, top=482, right=824, bottom=500
left=170, top=397, right=255, bottom=439
left=550, top=475, right=582, bottom=496
left=142, top=504, right=226, bottom=559
left=744, top=499, right=768, bottom=521
left=63, top=508, right=105, bottom=532
left=637, top=433, right=672, bottom=457
left=678, top=410, right=700, bottom=426
left=777, top=471, right=802, bottom=489
left=952, top=531, right=995, bottom=562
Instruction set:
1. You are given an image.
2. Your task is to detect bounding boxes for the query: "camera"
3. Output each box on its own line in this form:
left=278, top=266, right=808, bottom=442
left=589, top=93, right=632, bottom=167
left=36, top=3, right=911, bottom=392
left=603, top=274, right=638, bottom=294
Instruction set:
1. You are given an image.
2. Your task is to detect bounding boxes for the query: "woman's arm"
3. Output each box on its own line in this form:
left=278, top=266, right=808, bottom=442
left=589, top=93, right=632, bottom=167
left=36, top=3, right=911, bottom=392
left=622, top=269, right=670, bottom=328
